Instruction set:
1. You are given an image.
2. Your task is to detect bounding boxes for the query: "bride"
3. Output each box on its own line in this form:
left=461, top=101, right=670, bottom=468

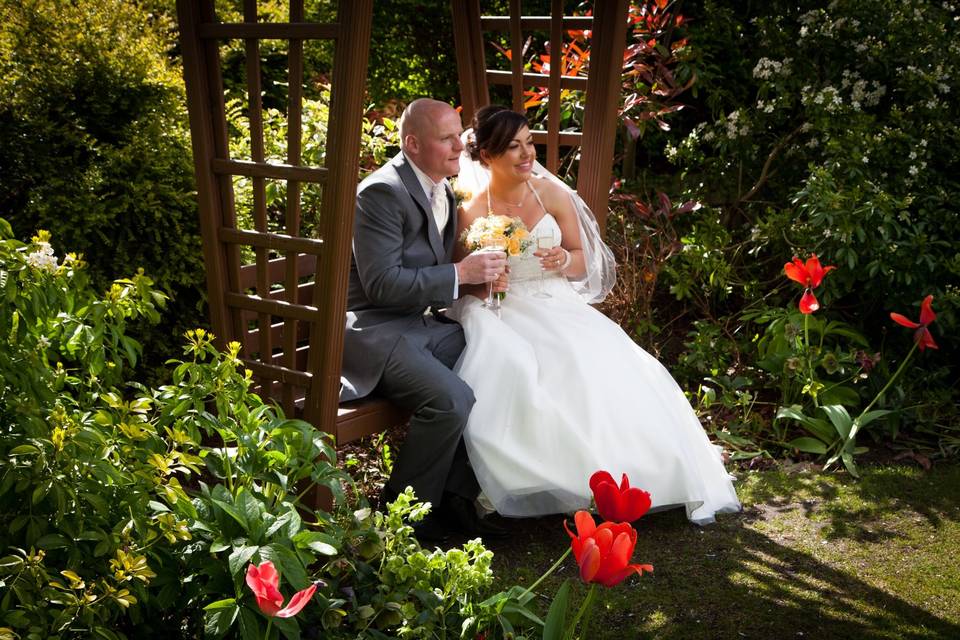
left=448, top=105, right=740, bottom=525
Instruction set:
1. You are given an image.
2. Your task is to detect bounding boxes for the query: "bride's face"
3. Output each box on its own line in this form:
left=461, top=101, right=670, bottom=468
left=484, top=125, right=536, bottom=182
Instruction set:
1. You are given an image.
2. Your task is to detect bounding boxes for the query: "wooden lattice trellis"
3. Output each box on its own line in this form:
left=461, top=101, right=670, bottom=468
left=453, top=0, right=630, bottom=230
left=176, top=0, right=629, bottom=447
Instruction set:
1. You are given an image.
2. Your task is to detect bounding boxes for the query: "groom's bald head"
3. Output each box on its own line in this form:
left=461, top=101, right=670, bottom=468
left=399, top=99, right=450, bottom=148
left=398, top=98, right=464, bottom=182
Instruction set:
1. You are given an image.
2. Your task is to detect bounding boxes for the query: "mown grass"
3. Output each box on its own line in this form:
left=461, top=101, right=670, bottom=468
left=483, top=463, right=960, bottom=639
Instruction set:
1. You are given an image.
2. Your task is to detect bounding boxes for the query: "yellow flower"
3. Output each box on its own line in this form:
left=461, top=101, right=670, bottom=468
left=507, top=238, right=521, bottom=255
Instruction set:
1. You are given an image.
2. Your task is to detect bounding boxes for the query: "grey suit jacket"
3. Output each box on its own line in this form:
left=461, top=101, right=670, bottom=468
left=340, top=152, right=459, bottom=401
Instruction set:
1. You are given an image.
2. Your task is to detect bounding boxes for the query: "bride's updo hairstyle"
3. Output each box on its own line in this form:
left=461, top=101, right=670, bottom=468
left=466, top=105, right=530, bottom=165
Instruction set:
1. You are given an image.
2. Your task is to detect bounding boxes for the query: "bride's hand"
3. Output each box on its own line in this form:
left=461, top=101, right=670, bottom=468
left=491, top=268, right=510, bottom=293
left=535, top=246, right=569, bottom=272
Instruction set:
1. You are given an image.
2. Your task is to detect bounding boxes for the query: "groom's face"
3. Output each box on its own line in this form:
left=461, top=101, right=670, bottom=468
left=411, top=107, right=464, bottom=182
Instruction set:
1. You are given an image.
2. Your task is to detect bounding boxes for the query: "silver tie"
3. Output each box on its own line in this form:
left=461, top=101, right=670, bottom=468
left=431, top=182, right=448, bottom=233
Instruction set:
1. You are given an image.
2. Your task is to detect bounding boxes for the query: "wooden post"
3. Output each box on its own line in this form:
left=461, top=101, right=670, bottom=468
left=303, top=0, right=375, bottom=436
left=576, top=0, right=630, bottom=233
left=177, top=0, right=234, bottom=348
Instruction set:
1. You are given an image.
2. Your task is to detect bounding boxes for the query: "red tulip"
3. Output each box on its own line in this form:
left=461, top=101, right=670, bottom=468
left=245, top=561, right=317, bottom=618
left=784, top=254, right=835, bottom=314
left=890, top=295, right=938, bottom=351
left=565, top=511, right=653, bottom=587
left=589, top=471, right=652, bottom=523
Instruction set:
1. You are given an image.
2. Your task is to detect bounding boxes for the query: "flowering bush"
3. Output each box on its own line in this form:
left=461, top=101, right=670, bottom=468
left=602, top=0, right=959, bottom=455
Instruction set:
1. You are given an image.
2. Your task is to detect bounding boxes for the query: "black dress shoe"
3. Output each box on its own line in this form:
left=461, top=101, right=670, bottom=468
left=439, top=494, right=509, bottom=539
left=411, top=512, right=450, bottom=545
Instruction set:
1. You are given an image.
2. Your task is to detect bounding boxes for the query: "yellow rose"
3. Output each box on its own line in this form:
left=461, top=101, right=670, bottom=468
left=507, top=237, right=521, bottom=255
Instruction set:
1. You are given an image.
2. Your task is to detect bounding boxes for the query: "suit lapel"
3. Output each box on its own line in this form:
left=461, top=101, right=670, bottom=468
left=393, top=154, right=446, bottom=263
left=443, top=184, right=457, bottom=259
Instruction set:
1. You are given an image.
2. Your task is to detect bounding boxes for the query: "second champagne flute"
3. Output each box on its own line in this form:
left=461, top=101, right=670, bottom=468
left=534, top=230, right=558, bottom=298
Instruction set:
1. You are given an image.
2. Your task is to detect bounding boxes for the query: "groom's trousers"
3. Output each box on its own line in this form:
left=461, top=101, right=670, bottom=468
left=375, top=315, right=479, bottom=508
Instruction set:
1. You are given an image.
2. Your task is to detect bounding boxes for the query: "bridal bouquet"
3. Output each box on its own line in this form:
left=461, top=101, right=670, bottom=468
left=460, top=214, right=531, bottom=257
left=461, top=214, right=531, bottom=306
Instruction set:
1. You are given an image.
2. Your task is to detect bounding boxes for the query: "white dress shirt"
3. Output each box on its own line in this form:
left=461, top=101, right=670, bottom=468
left=404, top=153, right=459, bottom=299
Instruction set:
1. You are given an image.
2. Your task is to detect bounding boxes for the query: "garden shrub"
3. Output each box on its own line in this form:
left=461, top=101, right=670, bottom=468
left=0, top=220, right=545, bottom=640
left=0, top=0, right=206, bottom=381
left=603, top=0, right=959, bottom=456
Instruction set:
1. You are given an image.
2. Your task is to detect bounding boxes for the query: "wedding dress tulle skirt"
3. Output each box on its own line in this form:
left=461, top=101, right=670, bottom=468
left=448, top=220, right=740, bottom=524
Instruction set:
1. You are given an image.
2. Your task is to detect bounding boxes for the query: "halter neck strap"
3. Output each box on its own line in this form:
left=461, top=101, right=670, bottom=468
left=486, top=180, right=538, bottom=216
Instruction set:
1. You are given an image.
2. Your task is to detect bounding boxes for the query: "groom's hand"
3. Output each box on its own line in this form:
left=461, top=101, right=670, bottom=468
left=456, top=250, right=507, bottom=285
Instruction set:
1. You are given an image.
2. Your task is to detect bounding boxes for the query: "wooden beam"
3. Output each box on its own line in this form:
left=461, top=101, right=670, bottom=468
left=224, top=292, right=320, bottom=322
left=211, top=158, right=328, bottom=183
left=304, top=0, right=374, bottom=435
left=218, top=227, right=324, bottom=255
left=485, top=70, right=587, bottom=90
left=576, top=0, right=629, bottom=232
left=198, top=23, right=339, bottom=40
left=480, top=16, right=593, bottom=31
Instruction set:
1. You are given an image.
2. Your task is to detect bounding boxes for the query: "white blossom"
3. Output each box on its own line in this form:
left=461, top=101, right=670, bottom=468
left=26, top=242, right=59, bottom=273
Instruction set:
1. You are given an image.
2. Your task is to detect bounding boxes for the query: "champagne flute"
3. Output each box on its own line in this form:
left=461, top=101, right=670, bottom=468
left=479, top=236, right=507, bottom=315
left=534, top=230, right=558, bottom=299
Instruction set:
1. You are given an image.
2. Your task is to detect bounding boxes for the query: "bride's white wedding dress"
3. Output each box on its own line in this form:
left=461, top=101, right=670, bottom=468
left=448, top=203, right=740, bottom=525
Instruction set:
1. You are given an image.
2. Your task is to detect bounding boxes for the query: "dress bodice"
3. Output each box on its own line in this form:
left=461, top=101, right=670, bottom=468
left=509, top=214, right=562, bottom=282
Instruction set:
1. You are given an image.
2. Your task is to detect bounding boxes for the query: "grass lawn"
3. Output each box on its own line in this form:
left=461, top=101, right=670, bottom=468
left=482, top=463, right=960, bottom=639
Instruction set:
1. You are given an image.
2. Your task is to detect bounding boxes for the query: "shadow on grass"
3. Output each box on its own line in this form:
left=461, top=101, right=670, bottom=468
left=487, top=464, right=960, bottom=639
left=739, top=464, right=960, bottom=542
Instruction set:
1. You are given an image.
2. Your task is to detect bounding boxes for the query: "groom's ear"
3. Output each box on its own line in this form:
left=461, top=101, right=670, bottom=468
left=403, top=134, right=419, bottom=155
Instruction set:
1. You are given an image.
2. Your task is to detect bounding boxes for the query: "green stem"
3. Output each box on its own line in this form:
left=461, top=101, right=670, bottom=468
left=222, top=444, right=235, bottom=495
left=858, top=341, right=917, bottom=419
left=563, top=583, right=597, bottom=640
left=264, top=618, right=273, bottom=640
left=520, top=546, right=571, bottom=599
left=803, top=312, right=818, bottom=408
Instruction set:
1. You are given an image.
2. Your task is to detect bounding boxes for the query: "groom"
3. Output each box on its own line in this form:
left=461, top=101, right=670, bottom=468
left=340, top=99, right=506, bottom=539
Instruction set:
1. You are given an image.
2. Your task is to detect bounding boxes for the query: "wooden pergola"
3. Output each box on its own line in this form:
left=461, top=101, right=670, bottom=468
left=176, top=0, right=629, bottom=451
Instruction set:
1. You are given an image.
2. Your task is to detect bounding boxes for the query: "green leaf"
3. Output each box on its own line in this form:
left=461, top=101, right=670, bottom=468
left=204, top=598, right=238, bottom=611
left=819, top=385, right=861, bottom=407
left=776, top=405, right=835, bottom=444
left=212, top=499, right=249, bottom=532
left=210, top=539, right=231, bottom=554
left=229, top=545, right=259, bottom=578
left=238, top=606, right=264, bottom=640
left=235, top=489, right=264, bottom=537
left=820, top=404, right=854, bottom=441
left=858, top=409, right=893, bottom=428
left=8, top=445, right=39, bottom=456
left=35, top=534, right=70, bottom=550
left=542, top=579, right=571, bottom=640
left=204, top=603, right=239, bottom=639
left=266, top=509, right=301, bottom=539
left=787, top=437, right=828, bottom=455
left=841, top=451, right=859, bottom=478
left=292, top=531, right=338, bottom=556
